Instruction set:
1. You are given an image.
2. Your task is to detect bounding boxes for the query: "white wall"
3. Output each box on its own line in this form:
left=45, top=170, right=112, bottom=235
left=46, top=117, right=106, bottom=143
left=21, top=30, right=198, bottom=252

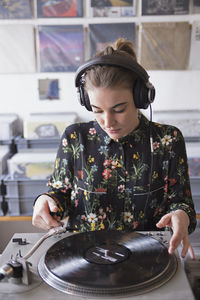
left=0, top=70, right=200, bottom=124
left=149, top=70, right=200, bottom=111
left=0, top=73, right=91, bottom=122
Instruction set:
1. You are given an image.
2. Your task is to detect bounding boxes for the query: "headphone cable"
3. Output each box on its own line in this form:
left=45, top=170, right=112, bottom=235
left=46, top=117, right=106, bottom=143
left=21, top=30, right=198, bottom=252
left=142, top=104, right=154, bottom=230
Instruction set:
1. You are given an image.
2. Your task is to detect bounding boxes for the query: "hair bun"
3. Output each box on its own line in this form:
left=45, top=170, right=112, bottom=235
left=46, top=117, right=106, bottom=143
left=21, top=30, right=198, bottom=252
left=114, top=38, right=137, bottom=60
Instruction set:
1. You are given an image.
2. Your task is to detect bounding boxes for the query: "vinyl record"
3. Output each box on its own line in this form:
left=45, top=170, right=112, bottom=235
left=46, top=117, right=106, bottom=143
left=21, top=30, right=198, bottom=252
left=38, top=230, right=177, bottom=297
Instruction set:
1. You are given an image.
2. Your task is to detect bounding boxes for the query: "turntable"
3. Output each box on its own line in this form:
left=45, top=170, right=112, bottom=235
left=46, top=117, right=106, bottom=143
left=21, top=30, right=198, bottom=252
left=0, top=228, right=196, bottom=300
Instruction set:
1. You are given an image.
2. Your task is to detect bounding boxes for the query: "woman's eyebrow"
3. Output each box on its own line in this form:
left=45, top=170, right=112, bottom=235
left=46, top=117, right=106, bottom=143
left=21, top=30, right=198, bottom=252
left=112, top=102, right=127, bottom=108
left=91, top=104, right=100, bottom=109
left=91, top=102, right=127, bottom=109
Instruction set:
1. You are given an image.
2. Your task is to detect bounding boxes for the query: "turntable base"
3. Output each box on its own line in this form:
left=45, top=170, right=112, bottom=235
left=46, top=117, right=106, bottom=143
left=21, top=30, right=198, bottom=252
left=0, top=231, right=195, bottom=300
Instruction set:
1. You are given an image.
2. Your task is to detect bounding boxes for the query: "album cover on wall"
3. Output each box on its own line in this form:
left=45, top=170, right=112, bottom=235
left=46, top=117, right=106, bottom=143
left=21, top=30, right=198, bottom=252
left=142, top=0, right=189, bottom=15
left=37, top=0, right=83, bottom=18
left=189, top=21, right=200, bottom=69
left=38, top=79, right=60, bottom=100
left=38, top=25, right=84, bottom=72
left=192, top=0, right=200, bottom=14
left=89, top=23, right=136, bottom=57
left=0, top=25, right=36, bottom=73
left=89, top=0, right=135, bottom=17
left=0, top=0, right=33, bottom=19
left=141, top=22, right=191, bottom=70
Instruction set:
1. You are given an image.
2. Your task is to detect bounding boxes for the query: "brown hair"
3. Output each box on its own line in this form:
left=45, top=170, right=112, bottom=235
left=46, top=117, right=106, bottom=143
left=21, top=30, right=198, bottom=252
left=84, top=38, right=137, bottom=91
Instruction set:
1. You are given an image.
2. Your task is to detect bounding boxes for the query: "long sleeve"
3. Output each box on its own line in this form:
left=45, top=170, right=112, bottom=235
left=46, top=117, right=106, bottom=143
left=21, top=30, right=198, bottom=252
left=165, top=128, right=196, bottom=233
left=46, top=126, right=76, bottom=219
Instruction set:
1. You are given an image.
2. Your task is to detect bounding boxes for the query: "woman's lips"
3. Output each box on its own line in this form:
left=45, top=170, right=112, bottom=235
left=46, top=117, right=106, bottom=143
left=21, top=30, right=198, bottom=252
left=107, top=129, right=120, bottom=134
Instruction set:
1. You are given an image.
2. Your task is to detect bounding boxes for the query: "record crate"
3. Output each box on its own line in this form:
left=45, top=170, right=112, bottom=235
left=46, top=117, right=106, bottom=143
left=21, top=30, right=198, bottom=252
left=190, top=177, right=200, bottom=216
left=153, top=110, right=200, bottom=142
left=0, top=113, right=22, bottom=141
left=193, top=195, right=200, bottom=218
left=23, top=112, right=78, bottom=140
left=0, top=175, right=49, bottom=216
left=190, top=176, right=200, bottom=195
left=14, top=136, right=60, bottom=151
left=0, top=195, right=35, bottom=216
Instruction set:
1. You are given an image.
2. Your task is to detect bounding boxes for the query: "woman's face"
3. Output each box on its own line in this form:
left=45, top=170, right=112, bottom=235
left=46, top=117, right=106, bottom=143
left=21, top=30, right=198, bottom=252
left=87, top=86, right=139, bottom=140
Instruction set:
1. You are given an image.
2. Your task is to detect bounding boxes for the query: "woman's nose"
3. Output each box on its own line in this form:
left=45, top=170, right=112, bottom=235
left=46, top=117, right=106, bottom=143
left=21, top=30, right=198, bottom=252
left=104, top=113, right=115, bottom=128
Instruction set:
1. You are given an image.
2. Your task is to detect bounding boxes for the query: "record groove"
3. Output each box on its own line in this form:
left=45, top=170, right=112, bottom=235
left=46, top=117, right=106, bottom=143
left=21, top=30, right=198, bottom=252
left=38, top=230, right=178, bottom=297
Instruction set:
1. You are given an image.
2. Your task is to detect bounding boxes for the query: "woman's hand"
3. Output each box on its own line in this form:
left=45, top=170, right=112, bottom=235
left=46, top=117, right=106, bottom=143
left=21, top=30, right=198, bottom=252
left=156, top=209, right=195, bottom=259
left=32, top=194, right=62, bottom=230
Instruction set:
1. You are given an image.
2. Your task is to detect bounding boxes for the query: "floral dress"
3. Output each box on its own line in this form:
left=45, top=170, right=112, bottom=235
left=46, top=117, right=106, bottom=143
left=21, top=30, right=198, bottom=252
left=45, top=114, right=196, bottom=233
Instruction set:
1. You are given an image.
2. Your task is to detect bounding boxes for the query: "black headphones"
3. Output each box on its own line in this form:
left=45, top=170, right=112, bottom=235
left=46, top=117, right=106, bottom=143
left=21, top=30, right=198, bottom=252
left=75, top=54, right=155, bottom=111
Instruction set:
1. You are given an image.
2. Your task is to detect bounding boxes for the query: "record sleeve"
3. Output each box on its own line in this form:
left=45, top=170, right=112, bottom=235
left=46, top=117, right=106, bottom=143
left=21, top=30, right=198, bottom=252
left=89, top=23, right=136, bottom=58
left=38, top=25, right=84, bottom=72
left=37, top=0, right=83, bottom=18
left=0, top=0, right=33, bottom=19
left=38, top=79, right=60, bottom=100
left=0, top=25, right=36, bottom=73
left=141, top=22, right=191, bottom=70
left=189, top=21, right=200, bottom=70
left=91, top=0, right=133, bottom=6
left=192, top=0, right=200, bottom=13
left=89, top=0, right=135, bottom=17
left=142, top=0, right=189, bottom=15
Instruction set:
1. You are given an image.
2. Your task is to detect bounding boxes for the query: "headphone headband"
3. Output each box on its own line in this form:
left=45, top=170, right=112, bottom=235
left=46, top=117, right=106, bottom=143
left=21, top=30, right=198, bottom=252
left=74, top=53, right=155, bottom=111
left=75, top=54, right=150, bottom=87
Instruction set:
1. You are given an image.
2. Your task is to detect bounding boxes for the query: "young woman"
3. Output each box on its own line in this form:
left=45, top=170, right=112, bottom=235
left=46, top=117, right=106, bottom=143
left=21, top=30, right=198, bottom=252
left=32, top=38, right=196, bottom=258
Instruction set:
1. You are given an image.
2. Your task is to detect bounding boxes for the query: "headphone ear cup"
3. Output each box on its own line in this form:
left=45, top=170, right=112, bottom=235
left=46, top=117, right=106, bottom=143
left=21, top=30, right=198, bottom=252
left=78, top=86, right=92, bottom=111
left=78, top=85, right=85, bottom=106
left=84, top=91, right=92, bottom=111
left=133, top=78, right=153, bottom=109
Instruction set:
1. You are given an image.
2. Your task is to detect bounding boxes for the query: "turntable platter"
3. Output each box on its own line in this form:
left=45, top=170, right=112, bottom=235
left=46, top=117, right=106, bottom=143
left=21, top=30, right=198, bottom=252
left=38, top=230, right=177, bottom=297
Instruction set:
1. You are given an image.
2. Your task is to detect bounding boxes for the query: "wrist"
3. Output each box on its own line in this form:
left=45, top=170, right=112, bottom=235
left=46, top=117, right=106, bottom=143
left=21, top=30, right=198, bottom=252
left=173, top=209, right=190, bottom=227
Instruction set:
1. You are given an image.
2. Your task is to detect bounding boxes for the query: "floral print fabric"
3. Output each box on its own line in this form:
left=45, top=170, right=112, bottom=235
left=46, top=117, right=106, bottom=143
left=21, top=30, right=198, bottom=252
left=46, top=114, right=196, bottom=233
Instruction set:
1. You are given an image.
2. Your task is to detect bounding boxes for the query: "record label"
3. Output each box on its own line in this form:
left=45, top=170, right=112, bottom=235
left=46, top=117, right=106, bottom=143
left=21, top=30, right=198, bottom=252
left=84, top=243, right=130, bottom=265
